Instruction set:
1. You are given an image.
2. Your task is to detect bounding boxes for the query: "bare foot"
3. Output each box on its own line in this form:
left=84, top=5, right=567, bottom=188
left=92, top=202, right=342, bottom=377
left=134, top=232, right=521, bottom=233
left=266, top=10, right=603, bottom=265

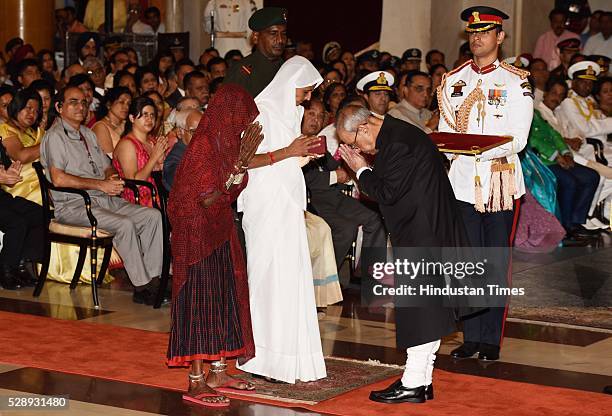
left=206, top=370, right=255, bottom=391
left=186, top=374, right=230, bottom=404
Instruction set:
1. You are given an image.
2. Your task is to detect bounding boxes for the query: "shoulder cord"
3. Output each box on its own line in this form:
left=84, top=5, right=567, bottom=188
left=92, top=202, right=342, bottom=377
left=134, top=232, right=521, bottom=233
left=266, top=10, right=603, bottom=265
left=571, top=96, right=594, bottom=122
left=438, top=75, right=485, bottom=134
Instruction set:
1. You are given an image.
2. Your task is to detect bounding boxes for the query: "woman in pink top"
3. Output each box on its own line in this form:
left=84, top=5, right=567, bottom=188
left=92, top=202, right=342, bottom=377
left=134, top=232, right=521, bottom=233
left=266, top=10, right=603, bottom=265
left=113, top=96, right=168, bottom=207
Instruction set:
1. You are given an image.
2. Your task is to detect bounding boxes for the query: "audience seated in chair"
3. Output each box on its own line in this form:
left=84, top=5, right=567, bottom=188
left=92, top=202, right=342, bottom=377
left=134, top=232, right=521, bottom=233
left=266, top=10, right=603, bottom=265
left=2, top=87, right=112, bottom=285
left=0, top=140, right=44, bottom=289
left=112, top=96, right=167, bottom=208
left=40, top=86, right=164, bottom=305
left=162, top=108, right=201, bottom=191
left=92, top=86, right=131, bottom=157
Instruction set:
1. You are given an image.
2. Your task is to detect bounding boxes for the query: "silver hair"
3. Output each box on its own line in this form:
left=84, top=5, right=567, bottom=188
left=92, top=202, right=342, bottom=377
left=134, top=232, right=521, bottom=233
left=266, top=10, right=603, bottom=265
left=176, top=96, right=199, bottom=111
left=173, top=109, right=192, bottom=130
left=335, top=105, right=371, bottom=133
left=82, top=56, right=104, bottom=69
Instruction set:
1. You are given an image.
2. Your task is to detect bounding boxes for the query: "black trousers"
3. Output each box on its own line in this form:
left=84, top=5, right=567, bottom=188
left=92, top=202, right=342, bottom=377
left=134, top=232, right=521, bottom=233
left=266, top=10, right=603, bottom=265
left=456, top=201, right=515, bottom=347
left=310, top=189, right=387, bottom=269
left=0, top=193, right=45, bottom=267
left=548, top=164, right=599, bottom=229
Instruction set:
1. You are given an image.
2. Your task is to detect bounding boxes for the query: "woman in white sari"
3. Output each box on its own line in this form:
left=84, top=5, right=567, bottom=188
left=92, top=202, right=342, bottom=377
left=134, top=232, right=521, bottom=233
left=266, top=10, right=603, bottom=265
left=237, top=56, right=327, bottom=383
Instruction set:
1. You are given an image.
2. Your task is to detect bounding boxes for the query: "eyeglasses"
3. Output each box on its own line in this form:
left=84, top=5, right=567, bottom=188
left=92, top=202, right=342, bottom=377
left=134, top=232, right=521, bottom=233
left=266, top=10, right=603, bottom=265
left=179, top=127, right=197, bottom=135
left=65, top=98, right=88, bottom=108
left=349, top=123, right=366, bottom=150
left=411, top=85, right=433, bottom=95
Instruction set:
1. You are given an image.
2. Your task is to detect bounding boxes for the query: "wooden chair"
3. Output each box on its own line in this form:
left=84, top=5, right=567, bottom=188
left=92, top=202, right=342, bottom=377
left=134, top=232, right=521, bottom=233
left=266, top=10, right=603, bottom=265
left=151, top=171, right=172, bottom=308
left=340, top=184, right=359, bottom=280
left=123, top=174, right=171, bottom=309
left=32, top=161, right=114, bottom=308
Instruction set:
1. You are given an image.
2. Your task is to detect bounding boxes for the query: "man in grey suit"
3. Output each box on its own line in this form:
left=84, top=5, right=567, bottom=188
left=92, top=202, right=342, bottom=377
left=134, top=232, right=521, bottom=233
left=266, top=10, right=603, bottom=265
left=40, top=86, right=164, bottom=305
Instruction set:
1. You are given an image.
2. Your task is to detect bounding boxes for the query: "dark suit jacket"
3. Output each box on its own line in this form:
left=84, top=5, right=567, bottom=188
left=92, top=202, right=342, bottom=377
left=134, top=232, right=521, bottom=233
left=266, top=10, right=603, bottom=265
left=303, top=152, right=340, bottom=193
left=162, top=140, right=186, bottom=191
left=358, top=116, right=470, bottom=348
left=165, top=89, right=183, bottom=109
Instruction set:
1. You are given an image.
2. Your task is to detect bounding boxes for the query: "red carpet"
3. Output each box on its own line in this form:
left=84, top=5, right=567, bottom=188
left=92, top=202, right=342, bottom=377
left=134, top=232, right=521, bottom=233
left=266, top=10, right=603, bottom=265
left=1, top=311, right=610, bottom=416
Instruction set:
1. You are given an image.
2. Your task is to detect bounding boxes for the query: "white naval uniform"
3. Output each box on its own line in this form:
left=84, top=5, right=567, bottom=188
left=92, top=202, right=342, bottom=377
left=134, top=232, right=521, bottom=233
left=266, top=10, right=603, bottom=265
left=204, top=0, right=255, bottom=57
left=438, top=59, right=534, bottom=207
left=555, top=91, right=612, bottom=210
left=555, top=91, right=612, bottom=161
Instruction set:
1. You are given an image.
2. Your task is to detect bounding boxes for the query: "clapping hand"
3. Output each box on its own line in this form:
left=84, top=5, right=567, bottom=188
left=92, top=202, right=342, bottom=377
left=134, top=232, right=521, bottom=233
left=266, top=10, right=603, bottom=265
left=237, top=122, right=264, bottom=172
left=7, top=160, right=22, bottom=176
left=152, top=136, right=169, bottom=163
left=338, top=144, right=368, bottom=173
left=0, top=161, right=23, bottom=187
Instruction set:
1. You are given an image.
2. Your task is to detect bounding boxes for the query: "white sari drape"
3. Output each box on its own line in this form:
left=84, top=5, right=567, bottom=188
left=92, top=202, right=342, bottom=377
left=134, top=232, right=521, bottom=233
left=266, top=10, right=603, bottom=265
left=237, top=56, right=326, bottom=383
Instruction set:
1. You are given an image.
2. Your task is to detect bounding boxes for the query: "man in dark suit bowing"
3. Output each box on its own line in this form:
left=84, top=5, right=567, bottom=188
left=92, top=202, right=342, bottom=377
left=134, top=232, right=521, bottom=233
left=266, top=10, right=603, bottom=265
left=301, top=99, right=387, bottom=273
left=337, top=105, right=470, bottom=404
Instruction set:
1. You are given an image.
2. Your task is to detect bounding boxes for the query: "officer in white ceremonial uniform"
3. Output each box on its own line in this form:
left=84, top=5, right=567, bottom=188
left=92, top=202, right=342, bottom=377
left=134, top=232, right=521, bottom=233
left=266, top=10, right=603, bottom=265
left=555, top=60, right=612, bottom=219
left=204, top=0, right=256, bottom=57
left=438, top=6, right=533, bottom=361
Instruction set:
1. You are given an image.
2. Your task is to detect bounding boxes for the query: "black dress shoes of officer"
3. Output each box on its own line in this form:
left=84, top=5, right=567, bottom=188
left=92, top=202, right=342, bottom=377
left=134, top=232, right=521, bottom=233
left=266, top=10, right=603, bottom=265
left=477, top=343, right=500, bottom=361
left=450, top=341, right=479, bottom=359
left=369, top=379, right=429, bottom=404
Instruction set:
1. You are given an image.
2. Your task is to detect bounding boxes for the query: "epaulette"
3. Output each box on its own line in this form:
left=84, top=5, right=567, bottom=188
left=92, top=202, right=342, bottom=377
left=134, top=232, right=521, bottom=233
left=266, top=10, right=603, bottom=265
left=240, top=65, right=253, bottom=76
left=447, top=59, right=473, bottom=76
left=500, top=61, right=530, bottom=80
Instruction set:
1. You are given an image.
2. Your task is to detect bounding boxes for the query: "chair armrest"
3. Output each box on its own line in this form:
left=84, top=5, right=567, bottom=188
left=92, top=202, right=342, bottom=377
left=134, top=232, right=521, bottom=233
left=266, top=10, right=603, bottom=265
left=49, top=186, right=97, bottom=229
left=122, top=178, right=158, bottom=208
left=32, top=161, right=98, bottom=229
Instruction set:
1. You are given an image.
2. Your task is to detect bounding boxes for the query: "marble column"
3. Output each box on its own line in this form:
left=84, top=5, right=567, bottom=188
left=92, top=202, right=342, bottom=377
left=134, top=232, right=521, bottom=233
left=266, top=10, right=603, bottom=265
left=165, top=0, right=184, bottom=33
left=0, top=0, right=55, bottom=52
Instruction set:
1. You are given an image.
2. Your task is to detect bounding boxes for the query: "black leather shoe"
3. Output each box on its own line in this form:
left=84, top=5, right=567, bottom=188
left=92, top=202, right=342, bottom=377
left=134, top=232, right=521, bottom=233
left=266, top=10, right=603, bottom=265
left=133, top=289, right=156, bottom=305
left=603, top=385, right=612, bottom=395
left=369, top=379, right=426, bottom=404
left=450, top=342, right=479, bottom=359
left=570, top=226, right=600, bottom=239
left=15, top=262, right=37, bottom=287
left=425, top=384, right=434, bottom=400
left=478, top=343, right=500, bottom=361
left=0, top=265, right=22, bottom=290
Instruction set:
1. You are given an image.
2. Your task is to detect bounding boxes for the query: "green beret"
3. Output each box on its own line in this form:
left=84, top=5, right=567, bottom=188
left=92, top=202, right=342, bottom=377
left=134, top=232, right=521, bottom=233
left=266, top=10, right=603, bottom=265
left=248, top=7, right=288, bottom=31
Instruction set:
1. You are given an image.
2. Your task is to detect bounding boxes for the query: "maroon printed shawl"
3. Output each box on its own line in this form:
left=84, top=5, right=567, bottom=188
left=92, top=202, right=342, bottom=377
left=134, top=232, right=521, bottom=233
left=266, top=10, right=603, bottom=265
left=168, top=84, right=258, bottom=363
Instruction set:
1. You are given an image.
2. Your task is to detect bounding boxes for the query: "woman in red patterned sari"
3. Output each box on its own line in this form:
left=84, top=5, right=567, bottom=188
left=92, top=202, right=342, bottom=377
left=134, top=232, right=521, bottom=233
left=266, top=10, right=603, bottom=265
left=113, top=96, right=168, bottom=207
left=167, top=84, right=263, bottom=408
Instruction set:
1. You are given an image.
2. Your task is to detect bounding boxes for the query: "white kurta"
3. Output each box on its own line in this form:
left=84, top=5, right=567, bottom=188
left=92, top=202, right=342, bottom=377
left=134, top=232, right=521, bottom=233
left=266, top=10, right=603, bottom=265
left=237, top=56, right=326, bottom=383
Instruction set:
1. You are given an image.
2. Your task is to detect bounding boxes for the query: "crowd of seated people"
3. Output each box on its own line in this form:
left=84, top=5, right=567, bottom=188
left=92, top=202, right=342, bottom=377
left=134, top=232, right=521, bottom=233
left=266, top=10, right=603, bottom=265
left=0, top=4, right=610, bottom=301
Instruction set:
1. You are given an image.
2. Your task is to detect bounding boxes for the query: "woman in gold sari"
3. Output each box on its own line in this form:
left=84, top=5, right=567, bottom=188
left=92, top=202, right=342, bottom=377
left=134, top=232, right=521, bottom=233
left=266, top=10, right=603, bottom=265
left=1, top=87, right=108, bottom=285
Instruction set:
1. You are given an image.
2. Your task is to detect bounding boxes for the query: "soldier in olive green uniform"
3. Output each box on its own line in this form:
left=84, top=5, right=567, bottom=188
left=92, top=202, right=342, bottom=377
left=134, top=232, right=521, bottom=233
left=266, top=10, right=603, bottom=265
left=224, top=7, right=288, bottom=97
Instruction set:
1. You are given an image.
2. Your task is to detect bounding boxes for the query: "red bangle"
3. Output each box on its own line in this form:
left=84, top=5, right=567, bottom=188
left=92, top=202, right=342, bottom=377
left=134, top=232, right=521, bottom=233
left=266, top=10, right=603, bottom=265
left=268, top=151, right=275, bottom=165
